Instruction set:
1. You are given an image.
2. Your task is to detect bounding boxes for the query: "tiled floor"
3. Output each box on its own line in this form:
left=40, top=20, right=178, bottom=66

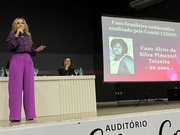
left=0, top=100, right=180, bottom=128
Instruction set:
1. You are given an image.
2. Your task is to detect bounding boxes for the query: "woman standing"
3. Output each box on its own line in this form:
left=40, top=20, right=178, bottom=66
left=7, top=17, right=46, bottom=122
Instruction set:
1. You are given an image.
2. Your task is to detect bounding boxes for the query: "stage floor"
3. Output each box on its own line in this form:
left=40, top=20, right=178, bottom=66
left=1, top=100, right=180, bottom=128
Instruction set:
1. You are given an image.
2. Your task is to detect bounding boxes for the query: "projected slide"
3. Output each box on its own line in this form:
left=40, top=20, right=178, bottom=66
left=101, top=15, right=180, bottom=82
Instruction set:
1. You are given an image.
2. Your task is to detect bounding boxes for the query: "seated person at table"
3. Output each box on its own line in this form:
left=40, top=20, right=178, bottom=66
left=58, top=57, right=75, bottom=76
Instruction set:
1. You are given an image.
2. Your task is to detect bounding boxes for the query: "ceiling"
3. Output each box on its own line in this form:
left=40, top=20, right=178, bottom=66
left=1, top=0, right=180, bottom=22
left=91, top=0, right=180, bottom=22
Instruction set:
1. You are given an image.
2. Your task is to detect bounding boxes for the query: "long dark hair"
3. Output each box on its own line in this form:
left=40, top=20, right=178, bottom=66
left=61, top=57, right=74, bottom=68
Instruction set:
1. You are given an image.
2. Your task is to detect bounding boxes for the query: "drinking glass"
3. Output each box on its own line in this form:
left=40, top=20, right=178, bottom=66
left=74, top=69, right=79, bottom=76
left=34, top=68, right=38, bottom=76
left=5, top=69, right=9, bottom=77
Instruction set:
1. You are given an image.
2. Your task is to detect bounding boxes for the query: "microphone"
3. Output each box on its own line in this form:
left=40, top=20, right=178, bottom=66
left=19, top=32, right=24, bottom=37
left=19, top=32, right=22, bottom=36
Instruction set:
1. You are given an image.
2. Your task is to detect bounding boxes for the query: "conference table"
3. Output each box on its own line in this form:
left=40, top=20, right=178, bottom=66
left=0, top=75, right=97, bottom=120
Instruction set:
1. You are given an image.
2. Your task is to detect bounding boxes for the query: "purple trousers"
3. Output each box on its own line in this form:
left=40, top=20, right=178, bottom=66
left=9, top=53, right=36, bottom=120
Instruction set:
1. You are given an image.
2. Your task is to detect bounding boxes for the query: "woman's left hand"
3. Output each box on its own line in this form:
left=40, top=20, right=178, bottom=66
left=36, top=45, right=46, bottom=52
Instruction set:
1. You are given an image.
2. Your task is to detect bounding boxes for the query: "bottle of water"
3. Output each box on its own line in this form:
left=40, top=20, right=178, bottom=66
left=0, top=67, right=5, bottom=77
left=79, top=67, right=83, bottom=76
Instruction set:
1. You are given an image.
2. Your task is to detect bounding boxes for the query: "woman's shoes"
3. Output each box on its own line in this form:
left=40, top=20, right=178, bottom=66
left=10, top=119, right=34, bottom=122
left=27, top=119, right=34, bottom=121
left=10, top=120, right=20, bottom=122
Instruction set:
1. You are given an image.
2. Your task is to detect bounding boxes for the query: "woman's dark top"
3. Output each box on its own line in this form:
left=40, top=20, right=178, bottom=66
left=58, top=67, right=75, bottom=76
